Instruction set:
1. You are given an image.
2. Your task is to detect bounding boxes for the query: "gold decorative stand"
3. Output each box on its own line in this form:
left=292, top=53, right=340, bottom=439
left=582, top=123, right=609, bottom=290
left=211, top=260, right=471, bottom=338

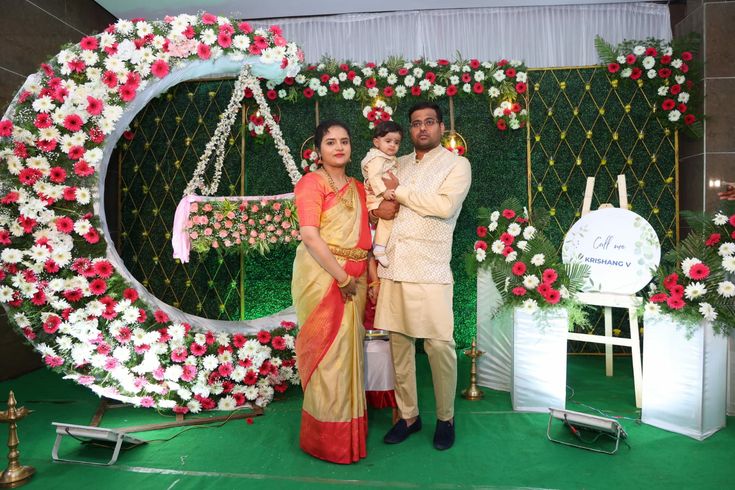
left=461, top=337, right=485, bottom=400
left=0, top=392, right=34, bottom=488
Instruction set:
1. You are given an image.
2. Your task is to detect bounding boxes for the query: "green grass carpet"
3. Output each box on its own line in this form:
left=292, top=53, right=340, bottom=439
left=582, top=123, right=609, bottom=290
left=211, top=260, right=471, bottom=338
left=1, top=354, right=734, bottom=489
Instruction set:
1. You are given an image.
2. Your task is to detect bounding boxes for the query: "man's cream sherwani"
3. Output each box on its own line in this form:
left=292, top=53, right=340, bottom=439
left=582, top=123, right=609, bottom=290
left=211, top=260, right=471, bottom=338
left=374, top=145, right=472, bottom=341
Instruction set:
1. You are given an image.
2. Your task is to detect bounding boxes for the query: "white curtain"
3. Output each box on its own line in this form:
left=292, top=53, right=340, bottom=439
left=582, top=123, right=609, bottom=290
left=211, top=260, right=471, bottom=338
left=261, top=3, right=671, bottom=67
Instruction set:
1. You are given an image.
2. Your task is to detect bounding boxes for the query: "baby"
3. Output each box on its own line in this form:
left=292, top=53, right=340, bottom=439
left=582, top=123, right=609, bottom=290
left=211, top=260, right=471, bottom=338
left=361, top=121, right=402, bottom=267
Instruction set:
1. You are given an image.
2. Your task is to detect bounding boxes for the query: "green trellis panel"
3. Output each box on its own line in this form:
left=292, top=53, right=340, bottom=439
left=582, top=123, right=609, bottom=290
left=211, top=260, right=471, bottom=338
left=114, top=66, right=676, bottom=348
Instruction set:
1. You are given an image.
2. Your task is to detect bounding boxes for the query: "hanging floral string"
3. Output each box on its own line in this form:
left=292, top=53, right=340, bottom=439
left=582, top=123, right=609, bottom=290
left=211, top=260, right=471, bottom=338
left=182, top=63, right=302, bottom=198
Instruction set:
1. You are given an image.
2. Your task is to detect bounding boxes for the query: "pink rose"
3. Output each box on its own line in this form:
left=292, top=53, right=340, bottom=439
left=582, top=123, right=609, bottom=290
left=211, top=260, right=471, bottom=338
left=273, top=202, right=282, bottom=211
left=248, top=237, right=256, bottom=244
left=227, top=211, right=235, bottom=219
left=203, top=204, right=213, bottom=212
left=204, top=228, right=213, bottom=236
left=189, top=231, right=199, bottom=239
left=211, top=241, right=219, bottom=249
left=219, top=230, right=228, bottom=238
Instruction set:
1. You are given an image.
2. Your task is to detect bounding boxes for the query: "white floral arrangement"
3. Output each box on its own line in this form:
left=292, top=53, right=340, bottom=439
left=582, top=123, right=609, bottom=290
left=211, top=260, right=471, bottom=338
left=0, top=13, right=305, bottom=412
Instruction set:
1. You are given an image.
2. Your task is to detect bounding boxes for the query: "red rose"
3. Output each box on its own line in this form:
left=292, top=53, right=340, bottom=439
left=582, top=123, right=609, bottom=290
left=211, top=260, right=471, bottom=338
left=476, top=226, right=488, bottom=237
left=511, top=262, right=527, bottom=276
left=502, top=209, right=516, bottom=219
left=542, top=268, right=558, bottom=284
left=461, top=73, right=472, bottom=83
left=154, top=310, right=170, bottom=323
left=666, top=295, right=685, bottom=310
left=257, top=330, right=271, bottom=344
left=515, top=82, right=527, bottom=94
left=662, top=99, right=676, bottom=111
left=383, top=86, right=394, bottom=97
left=123, top=288, right=139, bottom=302
left=705, top=233, right=721, bottom=246
left=689, top=263, right=710, bottom=280
left=303, top=87, right=314, bottom=98
left=678, top=103, right=687, bottom=113
left=684, top=114, right=696, bottom=125
left=663, top=273, right=679, bottom=290
left=425, top=72, right=436, bottom=83
left=472, top=82, right=484, bottom=94
left=650, top=293, right=668, bottom=303
left=411, top=86, right=422, bottom=96
left=329, top=83, right=339, bottom=93
left=499, top=232, right=514, bottom=246
left=608, top=63, right=620, bottom=73
left=660, top=55, right=671, bottom=65
left=658, top=68, right=672, bottom=78
left=630, top=67, right=642, bottom=80
left=670, top=284, right=684, bottom=297
left=537, top=283, right=550, bottom=296
left=645, top=47, right=658, bottom=57
left=474, top=240, right=488, bottom=251
left=470, top=59, right=481, bottom=69
left=502, top=246, right=514, bottom=256
left=545, top=289, right=561, bottom=305
left=365, top=77, right=377, bottom=88
left=446, top=85, right=458, bottom=96
left=505, top=68, right=516, bottom=78
left=512, top=286, right=527, bottom=296
left=496, top=119, right=507, bottom=130
left=437, top=59, right=450, bottom=66
left=670, top=84, right=682, bottom=95
left=266, top=90, right=277, bottom=100
left=681, top=51, right=693, bottom=61
left=626, top=54, right=637, bottom=64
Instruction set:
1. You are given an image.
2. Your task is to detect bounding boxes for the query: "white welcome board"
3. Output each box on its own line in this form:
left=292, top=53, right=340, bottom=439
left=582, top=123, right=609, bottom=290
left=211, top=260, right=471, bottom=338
left=562, top=207, right=661, bottom=295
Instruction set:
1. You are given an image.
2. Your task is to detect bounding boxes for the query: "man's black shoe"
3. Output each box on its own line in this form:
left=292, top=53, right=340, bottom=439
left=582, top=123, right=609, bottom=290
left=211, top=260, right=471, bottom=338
left=433, top=419, right=455, bottom=450
left=383, top=416, right=422, bottom=444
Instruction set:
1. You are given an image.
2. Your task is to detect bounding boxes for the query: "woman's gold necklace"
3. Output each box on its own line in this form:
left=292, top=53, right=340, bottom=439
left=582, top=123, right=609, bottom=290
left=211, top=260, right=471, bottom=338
left=323, top=170, right=354, bottom=209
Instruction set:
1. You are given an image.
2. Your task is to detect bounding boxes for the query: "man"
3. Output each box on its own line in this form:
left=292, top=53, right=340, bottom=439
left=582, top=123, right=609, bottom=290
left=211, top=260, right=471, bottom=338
left=373, top=101, right=472, bottom=450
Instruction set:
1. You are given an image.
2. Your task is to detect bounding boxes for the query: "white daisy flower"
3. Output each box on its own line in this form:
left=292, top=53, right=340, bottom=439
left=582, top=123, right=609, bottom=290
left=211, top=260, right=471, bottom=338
left=717, top=281, right=735, bottom=298
left=713, top=213, right=728, bottom=226
left=491, top=240, right=505, bottom=254
left=505, top=251, right=517, bottom=262
left=521, top=298, right=538, bottom=314
left=507, top=223, right=522, bottom=236
left=684, top=282, right=707, bottom=300
left=681, top=257, right=701, bottom=277
left=523, top=275, right=540, bottom=290
left=644, top=302, right=661, bottom=316
left=722, top=256, right=735, bottom=273
left=698, top=302, right=717, bottom=322
left=531, top=254, right=545, bottom=266
left=718, top=243, right=735, bottom=257
left=523, top=226, right=537, bottom=240
left=475, top=248, right=486, bottom=262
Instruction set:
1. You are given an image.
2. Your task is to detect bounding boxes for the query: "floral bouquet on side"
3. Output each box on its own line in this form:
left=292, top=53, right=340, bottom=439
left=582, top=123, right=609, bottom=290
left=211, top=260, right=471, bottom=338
left=643, top=210, right=735, bottom=334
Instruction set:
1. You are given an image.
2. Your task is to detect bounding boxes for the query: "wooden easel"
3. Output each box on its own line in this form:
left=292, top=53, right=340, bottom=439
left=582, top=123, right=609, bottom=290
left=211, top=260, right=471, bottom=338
left=567, top=175, right=643, bottom=409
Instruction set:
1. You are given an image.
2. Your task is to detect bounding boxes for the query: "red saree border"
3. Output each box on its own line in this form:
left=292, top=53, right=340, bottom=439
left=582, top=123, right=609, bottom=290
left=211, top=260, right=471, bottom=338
left=300, top=409, right=368, bottom=464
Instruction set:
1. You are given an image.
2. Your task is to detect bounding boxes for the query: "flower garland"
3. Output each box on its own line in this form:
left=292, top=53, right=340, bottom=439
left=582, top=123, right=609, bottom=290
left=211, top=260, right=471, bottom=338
left=595, top=36, right=702, bottom=136
left=644, top=210, right=735, bottom=334
left=187, top=197, right=299, bottom=254
left=245, top=57, right=529, bottom=132
left=0, top=13, right=305, bottom=411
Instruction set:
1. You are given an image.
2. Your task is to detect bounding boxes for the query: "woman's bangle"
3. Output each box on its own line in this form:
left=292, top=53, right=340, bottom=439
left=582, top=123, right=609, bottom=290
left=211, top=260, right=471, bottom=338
left=369, top=280, right=381, bottom=288
left=337, top=275, right=352, bottom=288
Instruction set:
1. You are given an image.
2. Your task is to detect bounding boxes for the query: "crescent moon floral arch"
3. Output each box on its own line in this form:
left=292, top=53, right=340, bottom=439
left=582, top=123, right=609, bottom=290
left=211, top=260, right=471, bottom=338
left=0, top=13, right=306, bottom=413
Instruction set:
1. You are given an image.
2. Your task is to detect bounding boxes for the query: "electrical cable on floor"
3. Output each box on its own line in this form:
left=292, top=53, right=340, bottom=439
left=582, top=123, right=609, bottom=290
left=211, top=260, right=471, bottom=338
left=566, top=384, right=642, bottom=424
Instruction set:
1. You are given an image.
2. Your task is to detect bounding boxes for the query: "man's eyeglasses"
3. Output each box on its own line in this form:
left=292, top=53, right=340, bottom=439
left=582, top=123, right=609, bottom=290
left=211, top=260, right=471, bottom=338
left=409, top=118, right=438, bottom=129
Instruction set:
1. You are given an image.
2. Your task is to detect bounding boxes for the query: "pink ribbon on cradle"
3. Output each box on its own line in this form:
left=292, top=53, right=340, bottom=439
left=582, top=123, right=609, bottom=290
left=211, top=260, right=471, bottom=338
left=171, top=193, right=295, bottom=263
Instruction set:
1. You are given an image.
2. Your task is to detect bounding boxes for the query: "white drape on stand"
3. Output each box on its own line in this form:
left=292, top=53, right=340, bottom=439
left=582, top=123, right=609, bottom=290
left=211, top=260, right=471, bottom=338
left=262, top=3, right=671, bottom=67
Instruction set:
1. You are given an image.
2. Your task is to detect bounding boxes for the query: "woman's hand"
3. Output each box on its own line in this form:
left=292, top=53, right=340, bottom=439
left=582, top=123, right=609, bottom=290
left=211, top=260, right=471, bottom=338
left=368, top=282, right=380, bottom=304
left=338, top=276, right=357, bottom=302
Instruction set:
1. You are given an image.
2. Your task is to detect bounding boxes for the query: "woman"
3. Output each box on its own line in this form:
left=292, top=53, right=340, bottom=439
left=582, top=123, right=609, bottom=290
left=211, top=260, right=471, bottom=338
left=292, top=120, right=372, bottom=464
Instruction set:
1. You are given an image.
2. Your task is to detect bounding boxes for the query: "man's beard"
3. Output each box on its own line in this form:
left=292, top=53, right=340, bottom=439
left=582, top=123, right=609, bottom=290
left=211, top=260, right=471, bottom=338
left=413, top=137, right=440, bottom=151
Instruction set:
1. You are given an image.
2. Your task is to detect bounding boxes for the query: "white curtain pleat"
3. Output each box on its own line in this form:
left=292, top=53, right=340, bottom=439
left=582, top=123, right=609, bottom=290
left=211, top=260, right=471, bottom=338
left=260, top=3, right=671, bottom=67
